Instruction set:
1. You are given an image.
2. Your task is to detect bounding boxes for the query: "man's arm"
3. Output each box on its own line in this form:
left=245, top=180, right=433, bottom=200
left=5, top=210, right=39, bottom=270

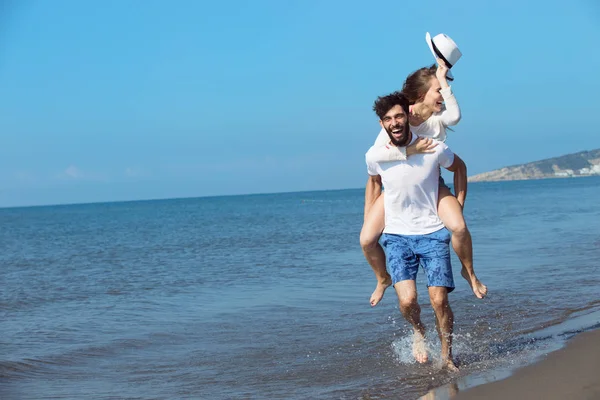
left=444, top=154, right=467, bottom=208
left=364, top=174, right=382, bottom=220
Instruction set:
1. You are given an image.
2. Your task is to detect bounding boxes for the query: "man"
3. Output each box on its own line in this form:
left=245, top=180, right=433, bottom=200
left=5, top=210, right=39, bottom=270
left=365, top=91, right=467, bottom=371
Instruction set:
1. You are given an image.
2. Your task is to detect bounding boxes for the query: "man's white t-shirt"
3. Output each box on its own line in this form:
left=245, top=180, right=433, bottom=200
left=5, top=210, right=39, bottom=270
left=366, top=133, right=455, bottom=235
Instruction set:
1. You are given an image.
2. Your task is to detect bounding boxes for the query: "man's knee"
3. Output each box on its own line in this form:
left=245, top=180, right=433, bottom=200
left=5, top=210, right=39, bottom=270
left=399, top=295, right=418, bottom=313
left=429, top=291, right=450, bottom=312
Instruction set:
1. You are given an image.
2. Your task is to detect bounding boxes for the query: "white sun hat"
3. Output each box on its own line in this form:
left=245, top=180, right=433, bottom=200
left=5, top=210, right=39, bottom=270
left=425, top=32, right=462, bottom=79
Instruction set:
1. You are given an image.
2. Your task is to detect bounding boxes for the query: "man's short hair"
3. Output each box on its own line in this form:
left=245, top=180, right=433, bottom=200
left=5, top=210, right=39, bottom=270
left=373, top=91, right=410, bottom=120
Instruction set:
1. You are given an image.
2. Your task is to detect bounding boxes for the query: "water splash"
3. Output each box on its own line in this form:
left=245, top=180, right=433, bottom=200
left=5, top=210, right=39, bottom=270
left=391, top=331, right=475, bottom=366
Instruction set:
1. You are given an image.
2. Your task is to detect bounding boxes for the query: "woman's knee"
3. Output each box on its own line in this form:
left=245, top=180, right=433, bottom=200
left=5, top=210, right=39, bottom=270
left=438, top=199, right=468, bottom=234
left=359, top=228, right=380, bottom=250
left=360, top=203, right=385, bottom=249
left=446, top=217, right=467, bottom=235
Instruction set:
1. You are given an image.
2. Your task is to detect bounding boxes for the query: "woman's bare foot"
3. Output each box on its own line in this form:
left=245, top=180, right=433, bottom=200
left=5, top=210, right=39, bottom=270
left=413, top=329, right=428, bottom=363
left=370, top=277, right=392, bottom=306
left=461, top=268, right=487, bottom=299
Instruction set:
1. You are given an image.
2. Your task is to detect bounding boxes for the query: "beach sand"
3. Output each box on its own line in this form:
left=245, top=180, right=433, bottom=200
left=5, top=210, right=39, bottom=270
left=453, top=328, right=600, bottom=400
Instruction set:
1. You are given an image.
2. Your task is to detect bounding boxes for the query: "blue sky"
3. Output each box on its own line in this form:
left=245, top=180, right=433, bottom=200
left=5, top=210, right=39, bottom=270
left=0, top=0, right=598, bottom=207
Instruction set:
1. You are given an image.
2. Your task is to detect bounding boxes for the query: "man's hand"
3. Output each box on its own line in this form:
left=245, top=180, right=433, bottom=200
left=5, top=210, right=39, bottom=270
left=407, top=137, right=438, bottom=156
left=445, top=154, right=467, bottom=208
left=364, top=175, right=383, bottom=220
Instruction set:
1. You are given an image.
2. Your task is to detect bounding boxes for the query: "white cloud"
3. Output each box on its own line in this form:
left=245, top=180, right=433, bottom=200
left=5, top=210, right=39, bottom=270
left=124, top=167, right=149, bottom=178
left=64, top=165, right=83, bottom=179
left=14, top=170, right=35, bottom=182
left=55, top=165, right=108, bottom=182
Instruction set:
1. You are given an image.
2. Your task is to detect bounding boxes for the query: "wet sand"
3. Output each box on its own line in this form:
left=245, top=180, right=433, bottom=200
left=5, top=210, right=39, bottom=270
left=454, top=328, right=600, bottom=400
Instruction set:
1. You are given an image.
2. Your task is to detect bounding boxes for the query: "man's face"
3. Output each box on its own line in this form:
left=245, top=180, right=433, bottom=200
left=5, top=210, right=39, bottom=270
left=380, top=104, right=410, bottom=146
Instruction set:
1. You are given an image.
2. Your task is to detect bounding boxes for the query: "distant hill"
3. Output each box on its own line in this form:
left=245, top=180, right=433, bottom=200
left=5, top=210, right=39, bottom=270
left=468, top=149, right=600, bottom=182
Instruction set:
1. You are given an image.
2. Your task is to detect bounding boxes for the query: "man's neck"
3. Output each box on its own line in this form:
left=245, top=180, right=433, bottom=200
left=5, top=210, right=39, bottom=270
left=390, top=131, right=412, bottom=147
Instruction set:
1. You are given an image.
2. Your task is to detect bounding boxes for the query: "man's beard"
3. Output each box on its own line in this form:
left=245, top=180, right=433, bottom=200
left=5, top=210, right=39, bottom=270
left=385, top=121, right=411, bottom=147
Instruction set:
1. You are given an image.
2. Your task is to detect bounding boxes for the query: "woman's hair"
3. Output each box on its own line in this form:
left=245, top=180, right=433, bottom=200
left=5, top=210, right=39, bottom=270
left=402, top=64, right=453, bottom=105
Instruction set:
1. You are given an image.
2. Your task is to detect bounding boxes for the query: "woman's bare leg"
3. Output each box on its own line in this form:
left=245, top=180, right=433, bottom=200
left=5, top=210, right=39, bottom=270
left=360, top=195, right=391, bottom=306
left=437, top=186, right=488, bottom=299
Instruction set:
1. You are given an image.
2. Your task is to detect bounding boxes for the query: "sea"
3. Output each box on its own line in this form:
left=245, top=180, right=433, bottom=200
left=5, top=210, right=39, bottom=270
left=1, top=176, right=600, bottom=400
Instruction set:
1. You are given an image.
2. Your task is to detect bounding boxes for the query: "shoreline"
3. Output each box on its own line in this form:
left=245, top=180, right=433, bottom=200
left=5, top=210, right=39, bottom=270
left=467, top=173, right=600, bottom=183
left=422, top=326, right=600, bottom=400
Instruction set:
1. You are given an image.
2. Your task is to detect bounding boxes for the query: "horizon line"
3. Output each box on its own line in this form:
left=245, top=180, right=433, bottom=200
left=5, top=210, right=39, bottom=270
left=3, top=176, right=597, bottom=210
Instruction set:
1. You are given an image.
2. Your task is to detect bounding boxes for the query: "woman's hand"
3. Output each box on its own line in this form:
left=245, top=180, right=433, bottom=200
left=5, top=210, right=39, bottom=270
left=435, top=58, right=451, bottom=88
left=407, top=137, right=438, bottom=156
left=435, top=58, right=449, bottom=79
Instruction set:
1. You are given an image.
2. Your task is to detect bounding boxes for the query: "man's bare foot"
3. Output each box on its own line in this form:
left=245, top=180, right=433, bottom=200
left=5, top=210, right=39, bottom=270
left=461, top=268, right=487, bottom=299
left=370, top=277, right=392, bottom=306
left=413, top=329, right=428, bottom=364
left=442, top=358, right=459, bottom=372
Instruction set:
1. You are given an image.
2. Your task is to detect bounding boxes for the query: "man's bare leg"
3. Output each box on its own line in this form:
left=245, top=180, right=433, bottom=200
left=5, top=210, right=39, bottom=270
left=437, top=187, right=488, bottom=299
left=428, top=286, right=458, bottom=371
left=395, top=280, right=428, bottom=363
left=360, top=195, right=392, bottom=306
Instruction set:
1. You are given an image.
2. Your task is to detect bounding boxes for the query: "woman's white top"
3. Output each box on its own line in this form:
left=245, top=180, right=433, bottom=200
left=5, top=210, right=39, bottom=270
left=366, top=86, right=460, bottom=163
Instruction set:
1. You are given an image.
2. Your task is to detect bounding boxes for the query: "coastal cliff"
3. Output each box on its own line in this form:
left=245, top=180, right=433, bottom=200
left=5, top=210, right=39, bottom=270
left=468, top=149, right=600, bottom=182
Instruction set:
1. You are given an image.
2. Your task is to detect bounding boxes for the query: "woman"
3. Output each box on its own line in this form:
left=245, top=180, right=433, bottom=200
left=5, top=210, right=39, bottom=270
left=361, top=60, right=487, bottom=306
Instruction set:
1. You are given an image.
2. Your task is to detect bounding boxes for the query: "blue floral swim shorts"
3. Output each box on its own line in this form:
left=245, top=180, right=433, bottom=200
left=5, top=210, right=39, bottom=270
left=381, top=228, right=455, bottom=292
